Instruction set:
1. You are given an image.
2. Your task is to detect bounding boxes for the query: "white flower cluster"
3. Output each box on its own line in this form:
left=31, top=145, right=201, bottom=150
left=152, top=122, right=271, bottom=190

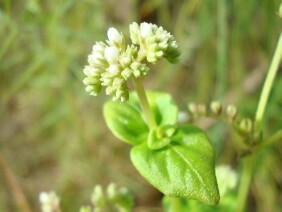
left=216, top=165, right=238, bottom=196
left=130, top=22, right=180, bottom=63
left=83, top=22, right=180, bottom=102
left=39, top=191, right=60, bottom=212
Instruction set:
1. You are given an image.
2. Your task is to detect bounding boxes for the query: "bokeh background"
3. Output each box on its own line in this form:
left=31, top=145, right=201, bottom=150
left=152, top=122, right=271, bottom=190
left=0, top=0, right=282, bottom=211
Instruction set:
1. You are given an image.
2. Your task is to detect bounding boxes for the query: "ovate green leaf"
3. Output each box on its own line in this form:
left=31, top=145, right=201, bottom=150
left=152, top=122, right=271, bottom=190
left=103, top=91, right=178, bottom=145
left=130, top=125, right=220, bottom=205
left=104, top=100, right=148, bottom=145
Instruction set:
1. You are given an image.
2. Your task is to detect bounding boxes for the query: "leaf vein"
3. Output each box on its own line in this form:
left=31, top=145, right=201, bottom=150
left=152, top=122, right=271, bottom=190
left=170, top=145, right=205, bottom=186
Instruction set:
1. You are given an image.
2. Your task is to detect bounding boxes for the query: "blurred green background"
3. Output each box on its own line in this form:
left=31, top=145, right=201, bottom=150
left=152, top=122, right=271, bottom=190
left=0, top=0, right=281, bottom=211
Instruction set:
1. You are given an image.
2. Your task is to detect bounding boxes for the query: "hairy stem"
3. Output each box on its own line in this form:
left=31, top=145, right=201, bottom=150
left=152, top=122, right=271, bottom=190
left=133, top=77, right=157, bottom=129
left=255, top=30, right=282, bottom=133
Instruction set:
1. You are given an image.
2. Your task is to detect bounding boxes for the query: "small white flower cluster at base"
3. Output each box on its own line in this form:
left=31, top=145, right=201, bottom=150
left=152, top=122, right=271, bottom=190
left=39, top=191, right=60, bottom=212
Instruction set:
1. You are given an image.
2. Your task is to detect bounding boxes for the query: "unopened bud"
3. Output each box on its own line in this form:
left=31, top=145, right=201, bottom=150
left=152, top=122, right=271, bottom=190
left=226, top=105, right=237, bottom=121
left=107, top=183, right=117, bottom=200
left=104, top=46, right=120, bottom=64
left=188, top=103, right=198, bottom=115
left=210, top=101, right=222, bottom=115
left=140, top=23, right=153, bottom=37
left=91, top=185, right=105, bottom=206
left=107, top=28, right=122, bottom=43
left=239, top=118, right=253, bottom=134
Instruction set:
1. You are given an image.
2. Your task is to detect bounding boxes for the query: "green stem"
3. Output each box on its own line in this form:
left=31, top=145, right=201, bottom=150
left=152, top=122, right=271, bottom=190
left=237, top=29, right=282, bottom=212
left=236, top=27, right=282, bottom=212
left=236, top=155, right=255, bottom=212
left=253, top=129, right=282, bottom=153
left=255, top=30, right=282, bottom=133
left=133, top=78, right=157, bottom=129
left=169, top=197, right=182, bottom=212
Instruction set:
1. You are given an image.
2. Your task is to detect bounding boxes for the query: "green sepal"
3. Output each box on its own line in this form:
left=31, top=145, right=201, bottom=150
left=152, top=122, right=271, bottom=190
left=130, top=125, right=220, bottom=205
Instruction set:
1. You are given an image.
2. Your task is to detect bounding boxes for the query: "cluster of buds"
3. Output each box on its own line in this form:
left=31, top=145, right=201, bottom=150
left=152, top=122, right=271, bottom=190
left=91, top=183, right=133, bottom=211
left=129, top=22, right=180, bottom=63
left=83, top=22, right=180, bottom=102
left=187, top=101, right=237, bottom=120
left=187, top=101, right=254, bottom=136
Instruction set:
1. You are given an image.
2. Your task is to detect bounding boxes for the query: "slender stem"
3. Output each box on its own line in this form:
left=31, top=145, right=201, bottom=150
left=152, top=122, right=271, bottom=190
left=253, top=129, right=282, bottom=153
left=236, top=27, right=282, bottom=212
left=236, top=155, right=255, bottom=212
left=255, top=30, right=282, bottom=133
left=133, top=77, right=157, bottom=129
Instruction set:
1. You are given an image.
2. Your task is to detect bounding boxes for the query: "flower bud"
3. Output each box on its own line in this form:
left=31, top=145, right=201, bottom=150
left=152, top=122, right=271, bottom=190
left=108, top=28, right=122, bottom=43
left=226, top=105, right=237, bottom=121
left=107, top=183, right=118, bottom=200
left=129, top=22, right=140, bottom=44
left=210, top=101, right=222, bottom=115
left=91, top=185, right=105, bottom=206
left=104, top=46, right=120, bottom=64
left=108, top=64, right=121, bottom=75
left=188, top=103, right=198, bottom=115
left=239, top=118, right=253, bottom=134
left=140, top=23, right=153, bottom=37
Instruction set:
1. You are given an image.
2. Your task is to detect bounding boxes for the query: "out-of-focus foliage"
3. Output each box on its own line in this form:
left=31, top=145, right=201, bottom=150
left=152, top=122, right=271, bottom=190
left=0, top=0, right=281, bottom=211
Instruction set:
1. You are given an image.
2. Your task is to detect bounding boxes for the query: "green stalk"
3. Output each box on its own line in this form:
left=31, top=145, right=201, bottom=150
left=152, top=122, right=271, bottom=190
left=169, top=197, right=182, bottom=212
left=236, top=155, right=255, bottom=212
left=255, top=30, right=282, bottom=133
left=254, top=129, right=282, bottom=153
left=133, top=77, right=157, bottom=129
left=237, top=26, right=282, bottom=212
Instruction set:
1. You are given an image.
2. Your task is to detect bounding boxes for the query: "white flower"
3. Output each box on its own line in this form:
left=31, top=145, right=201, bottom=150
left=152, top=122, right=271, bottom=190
left=39, top=191, right=60, bottom=212
left=107, top=27, right=122, bottom=44
left=39, top=192, right=49, bottom=204
left=129, top=22, right=180, bottom=64
left=83, top=22, right=180, bottom=102
left=104, top=46, right=120, bottom=64
left=140, top=23, right=153, bottom=38
left=216, top=165, right=238, bottom=196
left=108, top=64, right=120, bottom=75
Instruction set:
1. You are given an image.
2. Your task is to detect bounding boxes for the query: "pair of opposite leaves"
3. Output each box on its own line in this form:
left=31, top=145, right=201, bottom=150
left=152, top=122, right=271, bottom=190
left=104, top=91, right=220, bottom=205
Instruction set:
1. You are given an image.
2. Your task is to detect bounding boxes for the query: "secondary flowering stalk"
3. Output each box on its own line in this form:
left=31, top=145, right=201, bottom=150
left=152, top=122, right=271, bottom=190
left=255, top=29, right=282, bottom=134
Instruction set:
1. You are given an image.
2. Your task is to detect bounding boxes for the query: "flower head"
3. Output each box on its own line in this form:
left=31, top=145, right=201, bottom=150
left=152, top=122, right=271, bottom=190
left=130, top=22, right=180, bottom=63
left=83, top=22, right=180, bottom=102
